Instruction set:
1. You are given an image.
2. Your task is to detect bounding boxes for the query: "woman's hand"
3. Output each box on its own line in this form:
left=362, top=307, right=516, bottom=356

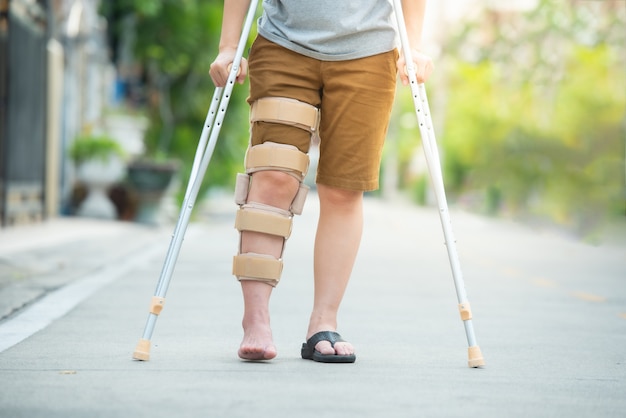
left=209, top=48, right=248, bottom=87
left=397, top=48, right=434, bottom=85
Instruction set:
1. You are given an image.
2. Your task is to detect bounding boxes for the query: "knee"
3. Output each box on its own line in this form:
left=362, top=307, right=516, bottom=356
left=249, top=170, right=300, bottom=206
left=318, top=185, right=363, bottom=208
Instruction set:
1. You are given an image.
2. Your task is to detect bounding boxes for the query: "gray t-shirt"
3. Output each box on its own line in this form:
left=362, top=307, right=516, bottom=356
left=257, top=0, right=397, bottom=61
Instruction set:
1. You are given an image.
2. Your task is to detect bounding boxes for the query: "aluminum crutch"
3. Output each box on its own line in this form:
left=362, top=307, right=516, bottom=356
left=132, top=0, right=259, bottom=361
left=392, top=0, right=485, bottom=368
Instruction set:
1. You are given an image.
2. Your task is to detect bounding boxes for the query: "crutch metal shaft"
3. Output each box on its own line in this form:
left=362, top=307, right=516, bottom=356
left=392, top=0, right=485, bottom=368
left=133, top=0, right=259, bottom=361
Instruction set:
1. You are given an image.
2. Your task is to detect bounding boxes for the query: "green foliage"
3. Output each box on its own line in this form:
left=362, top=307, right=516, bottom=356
left=439, top=43, right=625, bottom=233
left=102, top=0, right=256, bottom=207
left=68, top=135, right=125, bottom=165
left=397, top=0, right=626, bottom=237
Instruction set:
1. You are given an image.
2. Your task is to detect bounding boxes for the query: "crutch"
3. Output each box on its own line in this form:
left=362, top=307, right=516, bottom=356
left=392, top=0, right=485, bottom=368
left=132, top=0, right=259, bottom=361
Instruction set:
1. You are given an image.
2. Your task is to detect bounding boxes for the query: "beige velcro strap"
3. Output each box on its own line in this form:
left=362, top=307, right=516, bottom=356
left=290, top=183, right=309, bottom=215
left=234, top=173, right=250, bottom=205
left=251, top=97, right=319, bottom=133
left=245, top=142, right=309, bottom=179
left=233, top=253, right=283, bottom=283
left=235, top=204, right=293, bottom=238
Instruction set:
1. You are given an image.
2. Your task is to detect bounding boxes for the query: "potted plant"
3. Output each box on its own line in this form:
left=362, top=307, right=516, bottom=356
left=69, top=134, right=126, bottom=219
left=101, top=107, right=181, bottom=225
left=126, top=156, right=180, bottom=225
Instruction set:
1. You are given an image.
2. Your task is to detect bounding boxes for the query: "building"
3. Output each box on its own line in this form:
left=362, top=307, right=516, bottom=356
left=0, top=0, right=109, bottom=226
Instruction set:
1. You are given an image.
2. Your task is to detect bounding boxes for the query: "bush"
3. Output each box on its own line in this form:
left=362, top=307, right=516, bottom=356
left=68, top=135, right=125, bottom=165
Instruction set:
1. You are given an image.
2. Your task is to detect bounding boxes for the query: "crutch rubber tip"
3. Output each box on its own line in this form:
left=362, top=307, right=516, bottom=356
left=467, top=345, right=485, bottom=368
left=133, top=339, right=151, bottom=361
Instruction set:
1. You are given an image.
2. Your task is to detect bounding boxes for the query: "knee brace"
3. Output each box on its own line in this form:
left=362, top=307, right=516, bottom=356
left=232, top=97, right=319, bottom=287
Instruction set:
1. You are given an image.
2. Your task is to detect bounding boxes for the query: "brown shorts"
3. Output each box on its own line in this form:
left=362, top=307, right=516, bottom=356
left=247, top=36, right=398, bottom=191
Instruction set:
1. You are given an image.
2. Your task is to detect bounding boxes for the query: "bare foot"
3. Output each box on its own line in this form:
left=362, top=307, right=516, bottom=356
left=238, top=322, right=277, bottom=361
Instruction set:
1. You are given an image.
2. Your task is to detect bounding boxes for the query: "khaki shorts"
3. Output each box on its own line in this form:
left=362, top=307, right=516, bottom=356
left=247, top=36, right=398, bottom=191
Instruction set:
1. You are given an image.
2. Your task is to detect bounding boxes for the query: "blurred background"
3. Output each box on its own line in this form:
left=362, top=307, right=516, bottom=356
left=0, top=0, right=624, bottom=241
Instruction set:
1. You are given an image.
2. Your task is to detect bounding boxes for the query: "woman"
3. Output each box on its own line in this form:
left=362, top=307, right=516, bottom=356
left=210, top=0, right=433, bottom=363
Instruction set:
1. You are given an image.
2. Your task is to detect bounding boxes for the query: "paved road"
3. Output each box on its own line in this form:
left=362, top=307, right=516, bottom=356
left=0, top=194, right=624, bottom=417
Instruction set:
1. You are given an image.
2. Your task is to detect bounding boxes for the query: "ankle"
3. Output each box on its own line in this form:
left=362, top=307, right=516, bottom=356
left=242, top=310, right=271, bottom=329
left=306, top=316, right=338, bottom=339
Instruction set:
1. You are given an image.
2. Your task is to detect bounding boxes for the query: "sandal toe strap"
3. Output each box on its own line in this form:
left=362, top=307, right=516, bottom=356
left=306, top=331, right=345, bottom=349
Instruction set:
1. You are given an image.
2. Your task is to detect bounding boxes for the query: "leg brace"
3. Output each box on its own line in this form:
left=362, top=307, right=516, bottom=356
left=232, top=97, right=320, bottom=286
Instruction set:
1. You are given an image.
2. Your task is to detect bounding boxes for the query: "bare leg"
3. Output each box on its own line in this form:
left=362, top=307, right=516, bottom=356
left=306, top=184, right=362, bottom=356
left=237, top=170, right=299, bottom=360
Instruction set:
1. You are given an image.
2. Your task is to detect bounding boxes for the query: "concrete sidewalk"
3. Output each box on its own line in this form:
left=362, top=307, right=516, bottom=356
left=0, top=194, right=624, bottom=417
left=0, top=217, right=168, bottom=325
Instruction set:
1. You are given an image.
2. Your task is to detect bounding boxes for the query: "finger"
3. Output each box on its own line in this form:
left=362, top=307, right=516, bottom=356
left=209, top=62, right=228, bottom=87
left=401, top=64, right=414, bottom=85
left=414, top=66, right=425, bottom=83
left=415, top=61, right=434, bottom=83
left=209, top=72, right=225, bottom=88
left=236, top=58, right=248, bottom=84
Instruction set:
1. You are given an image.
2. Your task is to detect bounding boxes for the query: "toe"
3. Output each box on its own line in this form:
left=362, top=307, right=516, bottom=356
left=334, top=341, right=354, bottom=356
left=314, top=340, right=335, bottom=355
left=239, top=343, right=277, bottom=361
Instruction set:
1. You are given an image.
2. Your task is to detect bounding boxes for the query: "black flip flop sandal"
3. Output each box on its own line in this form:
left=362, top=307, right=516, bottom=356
left=301, top=331, right=356, bottom=363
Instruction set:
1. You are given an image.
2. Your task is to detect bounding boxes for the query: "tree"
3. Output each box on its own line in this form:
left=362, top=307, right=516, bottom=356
left=410, top=0, right=626, bottom=237
left=101, top=0, right=256, bottom=203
